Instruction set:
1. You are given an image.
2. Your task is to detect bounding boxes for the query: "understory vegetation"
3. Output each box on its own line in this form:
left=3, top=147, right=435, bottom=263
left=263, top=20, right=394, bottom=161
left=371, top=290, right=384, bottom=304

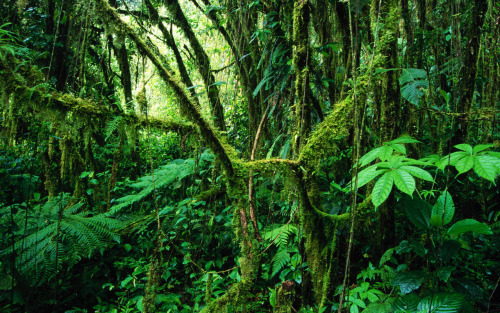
left=0, top=0, right=499, bottom=312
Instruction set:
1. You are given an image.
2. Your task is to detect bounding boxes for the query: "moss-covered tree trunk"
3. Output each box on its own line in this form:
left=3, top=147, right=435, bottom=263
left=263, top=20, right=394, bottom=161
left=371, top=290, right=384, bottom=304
left=164, top=0, right=226, bottom=132
left=370, top=0, right=401, bottom=256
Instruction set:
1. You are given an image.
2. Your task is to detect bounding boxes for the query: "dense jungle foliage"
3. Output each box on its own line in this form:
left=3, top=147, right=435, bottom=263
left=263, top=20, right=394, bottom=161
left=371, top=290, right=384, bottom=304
left=1, top=0, right=499, bottom=312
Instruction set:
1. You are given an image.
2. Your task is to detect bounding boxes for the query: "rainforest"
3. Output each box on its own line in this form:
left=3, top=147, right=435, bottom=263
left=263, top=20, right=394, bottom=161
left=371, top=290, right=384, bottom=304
left=0, top=0, right=499, bottom=312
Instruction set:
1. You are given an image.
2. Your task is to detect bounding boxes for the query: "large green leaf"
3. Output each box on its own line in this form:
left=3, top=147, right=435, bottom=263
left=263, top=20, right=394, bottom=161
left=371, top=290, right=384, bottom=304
left=372, top=172, right=394, bottom=207
left=391, top=271, right=425, bottom=295
left=447, top=219, right=493, bottom=235
left=391, top=143, right=406, bottom=155
left=393, top=294, right=421, bottom=312
left=387, top=135, right=421, bottom=145
left=362, top=302, right=391, bottom=313
left=379, top=145, right=394, bottom=161
left=417, top=293, right=464, bottom=313
left=392, top=169, right=416, bottom=196
left=399, top=68, right=429, bottom=106
left=473, top=155, right=497, bottom=183
left=454, top=144, right=473, bottom=154
left=437, top=152, right=468, bottom=170
left=359, top=146, right=384, bottom=167
left=431, top=191, right=455, bottom=226
left=473, top=144, right=494, bottom=154
left=404, top=196, right=431, bottom=230
left=455, top=155, right=474, bottom=174
left=379, top=248, right=395, bottom=267
left=399, top=166, right=434, bottom=182
left=354, top=165, right=386, bottom=189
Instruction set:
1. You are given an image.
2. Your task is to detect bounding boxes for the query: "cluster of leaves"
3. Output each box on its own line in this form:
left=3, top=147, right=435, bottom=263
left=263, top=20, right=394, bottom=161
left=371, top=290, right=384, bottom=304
left=355, top=137, right=500, bottom=207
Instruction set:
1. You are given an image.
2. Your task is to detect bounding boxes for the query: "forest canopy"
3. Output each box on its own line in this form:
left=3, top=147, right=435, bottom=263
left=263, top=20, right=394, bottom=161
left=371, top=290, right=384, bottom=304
left=0, top=0, right=499, bottom=312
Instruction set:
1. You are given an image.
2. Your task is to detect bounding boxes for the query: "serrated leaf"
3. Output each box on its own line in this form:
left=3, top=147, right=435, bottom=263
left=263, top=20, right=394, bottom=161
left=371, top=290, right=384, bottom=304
left=473, top=144, right=494, bottom=154
left=431, top=191, right=455, bottom=225
left=417, top=293, right=464, bottom=313
left=359, top=147, right=383, bottom=167
left=448, top=219, right=492, bottom=235
left=455, top=155, right=474, bottom=174
left=399, top=166, right=434, bottom=182
left=473, top=155, right=497, bottom=183
left=372, top=172, right=394, bottom=207
left=379, top=146, right=394, bottom=161
left=392, top=169, right=416, bottom=195
left=354, top=166, right=386, bottom=189
left=404, top=196, right=431, bottom=230
left=454, top=144, right=473, bottom=154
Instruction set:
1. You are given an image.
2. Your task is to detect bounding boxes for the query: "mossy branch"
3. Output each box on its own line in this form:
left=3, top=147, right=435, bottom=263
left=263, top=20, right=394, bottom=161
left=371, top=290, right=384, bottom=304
left=93, top=0, right=234, bottom=176
left=0, top=58, right=194, bottom=134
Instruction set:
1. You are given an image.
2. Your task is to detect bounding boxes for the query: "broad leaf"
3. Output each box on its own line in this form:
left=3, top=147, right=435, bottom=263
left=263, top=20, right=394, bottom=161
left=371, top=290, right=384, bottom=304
left=417, top=293, right=464, bottom=313
left=354, top=166, right=386, bottom=189
left=447, top=219, right=492, bottom=235
left=399, top=69, right=429, bottom=106
left=473, top=155, right=497, bottom=183
left=363, top=302, right=391, bottom=313
left=404, top=196, right=431, bottom=230
left=455, top=155, right=474, bottom=174
left=393, top=294, right=421, bottom=312
left=399, top=166, right=434, bottom=182
left=387, top=135, right=421, bottom=145
left=473, top=144, right=494, bottom=154
left=359, top=147, right=383, bottom=167
left=391, top=271, right=425, bottom=295
left=379, top=145, right=394, bottom=161
left=379, top=248, right=394, bottom=267
left=454, top=144, right=473, bottom=154
left=372, top=172, right=394, bottom=207
left=392, top=169, right=416, bottom=196
left=391, top=143, right=406, bottom=155
left=437, top=266, right=455, bottom=283
left=431, top=191, right=455, bottom=225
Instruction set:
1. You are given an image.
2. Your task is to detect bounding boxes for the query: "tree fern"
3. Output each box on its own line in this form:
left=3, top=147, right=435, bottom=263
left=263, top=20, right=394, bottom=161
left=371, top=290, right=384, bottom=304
left=109, top=158, right=196, bottom=214
left=1, top=194, right=123, bottom=285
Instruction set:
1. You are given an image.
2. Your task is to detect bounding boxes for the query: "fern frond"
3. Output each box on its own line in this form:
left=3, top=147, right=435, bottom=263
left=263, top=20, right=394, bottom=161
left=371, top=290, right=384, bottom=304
left=263, top=224, right=298, bottom=247
left=271, top=247, right=291, bottom=278
left=109, top=159, right=196, bottom=214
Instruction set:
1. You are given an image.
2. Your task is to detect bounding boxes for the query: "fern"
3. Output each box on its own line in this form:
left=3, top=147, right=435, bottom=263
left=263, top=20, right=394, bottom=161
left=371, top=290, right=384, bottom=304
left=105, top=115, right=124, bottom=141
left=1, top=194, right=123, bottom=285
left=271, top=246, right=291, bottom=278
left=263, top=224, right=298, bottom=247
left=109, top=158, right=196, bottom=214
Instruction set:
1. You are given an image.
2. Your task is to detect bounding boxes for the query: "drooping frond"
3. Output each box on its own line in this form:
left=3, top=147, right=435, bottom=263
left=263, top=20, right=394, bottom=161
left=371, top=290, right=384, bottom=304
left=263, top=224, right=298, bottom=248
left=109, top=158, right=197, bottom=214
left=1, top=194, right=123, bottom=285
